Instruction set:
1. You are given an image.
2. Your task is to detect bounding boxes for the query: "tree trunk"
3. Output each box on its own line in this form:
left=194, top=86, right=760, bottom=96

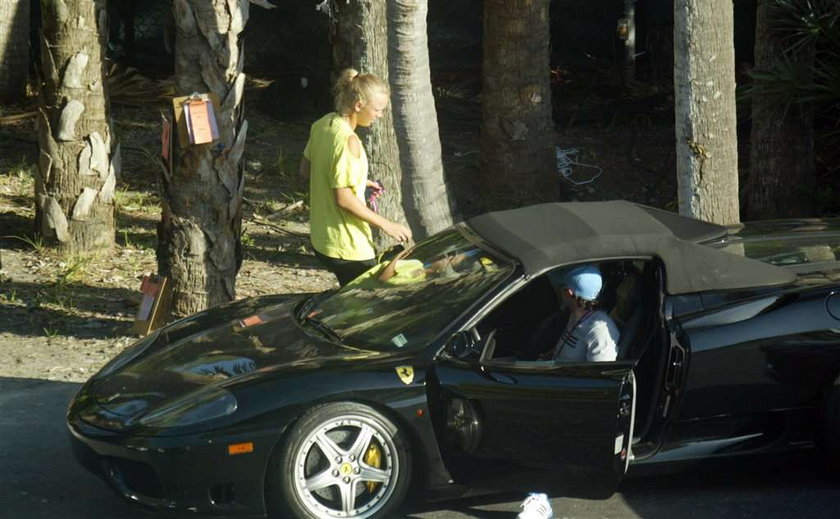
left=673, top=0, right=740, bottom=225
left=481, top=0, right=555, bottom=208
left=746, top=0, right=815, bottom=219
left=36, top=0, right=116, bottom=254
left=0, top=0, right=30, bottom=103
left=160, top=0, right=248, bottom=316
left=622, top=0, right=637, bottom=84
left=330, top=0, right=409, bottom=252
left=389, top=0, right=455, bottom=238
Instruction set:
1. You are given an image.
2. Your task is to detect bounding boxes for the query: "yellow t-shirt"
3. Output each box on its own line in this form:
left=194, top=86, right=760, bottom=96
left=345, top=259, right=427, bottom=289
left=305, top=113, right=375, bottom=260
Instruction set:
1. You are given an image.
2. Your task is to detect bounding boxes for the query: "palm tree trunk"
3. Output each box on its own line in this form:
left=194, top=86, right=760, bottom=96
left=673, top=0, right=740, bottom=225
left=0, top=0, right=30, bottom=103
left=389, top=0, right=455, bottom=238
left=159, top=0, right=248, bottom=316
left=330, top=0, right=409, bottom=252
left=746, top=0, right=815, bottom=219
left=481, top=0, right=555, bottom=208
left=36, top=0, right=116, bottom=254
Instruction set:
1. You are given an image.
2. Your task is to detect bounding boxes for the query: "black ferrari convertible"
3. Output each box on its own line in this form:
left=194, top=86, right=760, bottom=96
left=68, top=201, right=840, bottom=518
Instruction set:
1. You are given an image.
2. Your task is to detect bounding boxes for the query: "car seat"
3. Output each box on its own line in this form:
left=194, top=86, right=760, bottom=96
left=612, top=263, right=655, bottom=359
left=522, top=311, right=567, bottom=360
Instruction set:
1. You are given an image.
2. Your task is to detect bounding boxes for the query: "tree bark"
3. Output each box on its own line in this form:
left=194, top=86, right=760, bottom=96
left=330, top=0, right=409, bottom=252
left=622, top=0, right=637, bottom=85
left=0, top=0, right=30, bottom=103
left=746, top=0, right=815, bottom=219
left=481, top=0, right=555, bottom=208
left=160, top=0, right=248, bottom=316
left=389, top=0, right=455, bottom=238
left=673, top=0, right=740, bottom=225
left=36, top=0, right=116, bottom=254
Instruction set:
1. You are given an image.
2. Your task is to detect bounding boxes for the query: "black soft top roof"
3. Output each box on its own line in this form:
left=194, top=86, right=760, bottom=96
left=467, top=201, right=795, bottom=294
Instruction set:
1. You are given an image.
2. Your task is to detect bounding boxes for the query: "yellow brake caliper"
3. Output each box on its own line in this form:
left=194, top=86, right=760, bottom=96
left=363, top=442, right=382, bottom=493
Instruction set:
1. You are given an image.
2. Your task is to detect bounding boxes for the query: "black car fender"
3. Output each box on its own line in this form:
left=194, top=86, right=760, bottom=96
left=248, top=366, right=454, bottom=491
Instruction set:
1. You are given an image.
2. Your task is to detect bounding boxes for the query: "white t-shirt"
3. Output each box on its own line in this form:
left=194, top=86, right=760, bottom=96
left=553, top=309, right=619, bottom=362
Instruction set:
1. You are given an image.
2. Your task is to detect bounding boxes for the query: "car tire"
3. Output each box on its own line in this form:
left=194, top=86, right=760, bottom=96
left=269, top=402, right=412, bottom=519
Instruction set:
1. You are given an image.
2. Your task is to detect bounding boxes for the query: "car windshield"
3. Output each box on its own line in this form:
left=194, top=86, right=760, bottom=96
left=304, top=227, right=513, bottom=352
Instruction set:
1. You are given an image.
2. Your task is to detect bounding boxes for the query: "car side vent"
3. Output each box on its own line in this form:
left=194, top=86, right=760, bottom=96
left=209, top=482, right=236, bottom=506
left=103, top=457, right=164, bottom=499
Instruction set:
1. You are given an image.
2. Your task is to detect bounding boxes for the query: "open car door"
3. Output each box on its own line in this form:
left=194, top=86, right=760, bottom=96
left=429, top=338, right=636, bottom=486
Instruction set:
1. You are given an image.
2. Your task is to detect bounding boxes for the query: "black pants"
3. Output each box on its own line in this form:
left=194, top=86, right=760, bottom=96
left=313, top=250, right=377, bottom=287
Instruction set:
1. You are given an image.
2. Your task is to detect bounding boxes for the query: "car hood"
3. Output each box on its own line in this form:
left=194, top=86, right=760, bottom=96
left=89, top=294, right=388, bottom=421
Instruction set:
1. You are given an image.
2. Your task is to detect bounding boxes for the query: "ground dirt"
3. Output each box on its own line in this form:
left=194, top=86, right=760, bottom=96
left=0, top=75, right=675, bottom=383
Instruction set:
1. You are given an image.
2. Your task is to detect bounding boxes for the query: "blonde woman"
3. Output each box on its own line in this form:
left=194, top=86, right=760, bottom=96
left=300, top=69, right=412, bottom=286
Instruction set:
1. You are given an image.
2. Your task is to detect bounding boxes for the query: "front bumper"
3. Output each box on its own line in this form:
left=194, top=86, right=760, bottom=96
left=67, top=413, right=279, bottom=517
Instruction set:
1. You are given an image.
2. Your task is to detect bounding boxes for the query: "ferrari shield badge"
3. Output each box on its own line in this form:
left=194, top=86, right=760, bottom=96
left=395, top=366, right=414, bottom=385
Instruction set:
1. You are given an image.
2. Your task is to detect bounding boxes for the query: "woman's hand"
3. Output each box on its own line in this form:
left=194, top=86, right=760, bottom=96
left=334, top=187, right=413, bottom=243
left=382, top=221, right=412, bottom=243
left=366, top=179, right=384, bottom=199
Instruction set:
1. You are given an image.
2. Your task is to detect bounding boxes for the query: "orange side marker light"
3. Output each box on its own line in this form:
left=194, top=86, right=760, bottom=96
left=239, top=315, right=263, bottom=328
left=228, top=442, right=254, bottom=455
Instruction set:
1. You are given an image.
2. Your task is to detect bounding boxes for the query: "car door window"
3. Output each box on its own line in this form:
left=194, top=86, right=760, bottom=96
left=475, top=259, right=656, bottom=364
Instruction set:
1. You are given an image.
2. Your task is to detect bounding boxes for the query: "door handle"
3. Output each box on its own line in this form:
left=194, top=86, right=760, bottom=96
left=619, top=402, right=632, bottom=417
left=618, top=393, right=632, bottom=416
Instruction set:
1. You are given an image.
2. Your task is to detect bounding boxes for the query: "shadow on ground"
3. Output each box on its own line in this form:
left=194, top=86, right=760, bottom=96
left=0, top=280, right=134, bottom=338
left=1, top=376, right=838, bottom=519
left=0, top=377, right=150, bottom=519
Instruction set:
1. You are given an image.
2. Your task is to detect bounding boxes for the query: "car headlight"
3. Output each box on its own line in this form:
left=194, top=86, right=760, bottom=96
left=138, top=387, right=238, bottom=428
left=93, top=330, right=162, bottom=380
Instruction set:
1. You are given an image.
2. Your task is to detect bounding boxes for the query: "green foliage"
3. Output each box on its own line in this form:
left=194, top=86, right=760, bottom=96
left=748, top=0, right=840, bottom=111
left=769, top=0, right=840, bottom=50
left=120, top=229, right=134, bottom=249
left=0, top=288, right=20, bottom=305
left=745, top=0, right=840, bottom=183
left=115, top=188, right=159, bottom=213
left=240, top=230, right=255, bottom=248
left=5, top=234, right=45, bottom=253
left=8, top=156, right=34, bottom=178
left=56, top=255, right=93, bottom=287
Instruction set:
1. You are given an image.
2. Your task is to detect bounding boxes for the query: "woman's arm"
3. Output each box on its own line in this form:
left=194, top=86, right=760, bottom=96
left=334, top=133, right=411, bottom=242
left=334, top=188, right=412, bottom=242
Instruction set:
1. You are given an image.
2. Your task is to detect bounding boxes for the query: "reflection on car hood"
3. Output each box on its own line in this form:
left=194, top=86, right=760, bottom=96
left=91, top=294, right=384, bottom=420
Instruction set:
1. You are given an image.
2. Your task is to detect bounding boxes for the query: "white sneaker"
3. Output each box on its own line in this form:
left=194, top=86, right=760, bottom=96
left=517, top=492, right=553, bottom=519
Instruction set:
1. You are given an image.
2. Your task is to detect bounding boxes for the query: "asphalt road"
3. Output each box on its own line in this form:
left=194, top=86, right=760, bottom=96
left=2, top=377, right=838, bottom=519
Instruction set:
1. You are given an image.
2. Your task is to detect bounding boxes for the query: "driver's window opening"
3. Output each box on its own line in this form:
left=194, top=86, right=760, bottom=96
left=471, top=259, right=665, bottom=449
left=475, top=259, right=659, bottom=365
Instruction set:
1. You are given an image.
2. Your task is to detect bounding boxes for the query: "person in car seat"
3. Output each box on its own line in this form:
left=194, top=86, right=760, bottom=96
left=542, top=265, right=619, bottom=362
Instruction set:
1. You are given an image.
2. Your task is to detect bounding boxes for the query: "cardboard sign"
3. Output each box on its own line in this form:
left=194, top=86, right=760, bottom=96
left=132, top=274, right=172, bottom=335
left=171, top=93, right=221, bottom=148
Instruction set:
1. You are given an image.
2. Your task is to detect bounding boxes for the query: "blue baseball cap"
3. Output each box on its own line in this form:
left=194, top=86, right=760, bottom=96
left=550, top=265, right=603, bottom=301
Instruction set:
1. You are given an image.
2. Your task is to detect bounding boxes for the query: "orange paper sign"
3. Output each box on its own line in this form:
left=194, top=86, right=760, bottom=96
left=183, top=99, right=220, bottom=145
